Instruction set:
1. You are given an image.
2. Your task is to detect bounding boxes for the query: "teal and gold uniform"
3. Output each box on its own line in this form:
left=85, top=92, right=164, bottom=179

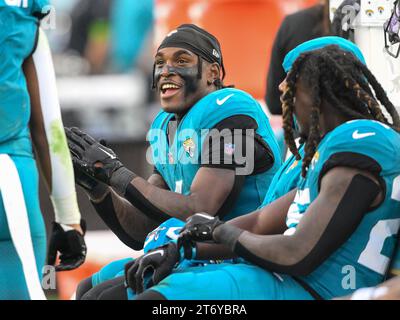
left=149, top=87, right=282, bottom=220
left=289, top=120, right=400, bottom=299
left=0, top=0, right=49, bottom=300
left=149, top=120, right=400, bottom=300
left=89, top=88, right=282, bottom=293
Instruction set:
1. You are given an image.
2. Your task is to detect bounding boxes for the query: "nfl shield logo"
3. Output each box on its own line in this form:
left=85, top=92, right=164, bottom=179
left=224, top=143, right=235, bottom=156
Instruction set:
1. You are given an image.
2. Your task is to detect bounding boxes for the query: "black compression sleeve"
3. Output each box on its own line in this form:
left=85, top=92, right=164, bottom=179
left=124, top=184, right=170, bottom=223
left=91, top=194, right=143, bottom=250
left=217, top=174, right=380, bottom=277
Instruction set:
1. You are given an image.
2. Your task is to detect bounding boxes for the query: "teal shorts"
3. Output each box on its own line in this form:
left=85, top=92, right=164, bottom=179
left=0, top=155, right=46, bottom=300
left=92, top=258, right=133, bottom=287
left=150, top=262, right=314, bottom=300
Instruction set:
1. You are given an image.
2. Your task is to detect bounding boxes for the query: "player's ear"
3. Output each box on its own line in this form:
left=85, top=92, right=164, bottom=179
left=206, top=62, right=221, bottom=86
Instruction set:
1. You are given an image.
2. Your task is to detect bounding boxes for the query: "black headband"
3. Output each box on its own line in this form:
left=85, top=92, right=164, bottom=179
left=157, top=24, right=225, bottom=79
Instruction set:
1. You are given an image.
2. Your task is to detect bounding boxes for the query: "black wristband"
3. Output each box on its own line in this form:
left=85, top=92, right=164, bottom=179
left=110, top=167, right=137, bottom=196
left=213, top=223, right=244, bottom=251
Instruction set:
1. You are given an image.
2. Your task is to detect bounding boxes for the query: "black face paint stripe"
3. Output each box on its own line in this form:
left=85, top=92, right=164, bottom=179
left=154, top=64, right=201, bottom=97
left=154, top=65, right=198, bottom=84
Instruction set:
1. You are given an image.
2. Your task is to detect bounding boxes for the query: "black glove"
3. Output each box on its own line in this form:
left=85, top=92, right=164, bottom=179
left=180, top=213, right=224, bottom=242
left=73, top=163, right=99, bottom=192
left=65, top=127, right=135, bottom=195
left=124, top=242, right=180, bottom=294
left=69, top=137, right=110, bottom=200
left=47, top=219, right=87, bottom=272
left=65, top=127, right=123, bottom=183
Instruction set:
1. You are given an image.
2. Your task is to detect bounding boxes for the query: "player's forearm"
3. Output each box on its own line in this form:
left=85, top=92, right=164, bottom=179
left=91, top=189, right=159, bottom=250
left=26, top=28, right=80, bottom=224
left=194, top=211, right=288, bottom=261
left=125, top=176, right=218, bottom=222
left=210, top=172, right=381, bottom=277
left=193, top=224, right=298, bottom=262
left=194, top=242, right=237, bottom=260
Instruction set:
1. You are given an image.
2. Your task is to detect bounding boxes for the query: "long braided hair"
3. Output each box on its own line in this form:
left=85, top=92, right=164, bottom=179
left=281, top=45, right=400, bottom=177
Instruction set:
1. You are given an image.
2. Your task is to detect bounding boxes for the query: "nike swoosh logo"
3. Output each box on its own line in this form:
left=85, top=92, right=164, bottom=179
left=146, top=249, right=165, bottom=258
left=352, top=130, right=376, bottom=140
left=99, top=146, right=116, bottom=159
left=195, top=213, right=214, bottom=220
left=216, top=93, right=234, bottom=105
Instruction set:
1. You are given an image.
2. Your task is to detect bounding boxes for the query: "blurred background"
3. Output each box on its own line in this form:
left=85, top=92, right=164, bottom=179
left=39, top=0, right=331, bottom=299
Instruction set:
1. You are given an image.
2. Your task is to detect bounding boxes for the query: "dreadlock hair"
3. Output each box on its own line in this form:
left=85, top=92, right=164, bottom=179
left=281, top=45, right=400, bottom=178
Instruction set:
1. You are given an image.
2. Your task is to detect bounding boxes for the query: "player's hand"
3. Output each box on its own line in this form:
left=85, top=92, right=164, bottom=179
left=69, top=137, right=110, bottom=200
left=72, top=158, right=101, bottom=193
left=180, top=213, right=224, bottom=242
left=124, top=242, right=180, bottom=294
left=47, top=220, right=87, bottom=271
left=65, top=127, right=123, bottom=185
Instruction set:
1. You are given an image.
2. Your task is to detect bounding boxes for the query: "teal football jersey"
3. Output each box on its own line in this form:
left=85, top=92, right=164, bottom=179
left=260, top=145, right=304, bottom=207
left=0, top=0, right=49, bottom=156
left=149, top=88, right=282, bottom=220
left=286, top=120, right=400, bottom=299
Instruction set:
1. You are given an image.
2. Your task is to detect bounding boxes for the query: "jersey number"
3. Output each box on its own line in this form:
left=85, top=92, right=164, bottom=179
left=5, top=0, right=28, bottom=8
left=358, top=219, right=400, bottom=274
left=358, top=175, right=400, bottom=274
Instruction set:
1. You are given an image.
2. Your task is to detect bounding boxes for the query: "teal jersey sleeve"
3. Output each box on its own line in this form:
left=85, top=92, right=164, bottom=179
left=314, top=120, right=400, bottom=182
left=0, top=0, right=50, bottom=17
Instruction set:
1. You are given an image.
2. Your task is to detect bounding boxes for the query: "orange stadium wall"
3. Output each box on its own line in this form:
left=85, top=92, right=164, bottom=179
left=154, top=0, right=319, bottom=101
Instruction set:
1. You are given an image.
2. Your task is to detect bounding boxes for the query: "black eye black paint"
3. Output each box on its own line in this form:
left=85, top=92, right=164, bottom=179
left=154, top=64, right=201, bottom=97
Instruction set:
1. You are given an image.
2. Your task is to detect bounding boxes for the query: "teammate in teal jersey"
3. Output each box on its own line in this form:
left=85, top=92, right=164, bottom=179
left=67, top=24, right=282, bottom=299
left=123, top=42, right=400, bottom=300
left=75, top=36, right=367, bottom=300
left=0, top=0, right=86, bottom=300
left=260, top=145, right=304, bottom=207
